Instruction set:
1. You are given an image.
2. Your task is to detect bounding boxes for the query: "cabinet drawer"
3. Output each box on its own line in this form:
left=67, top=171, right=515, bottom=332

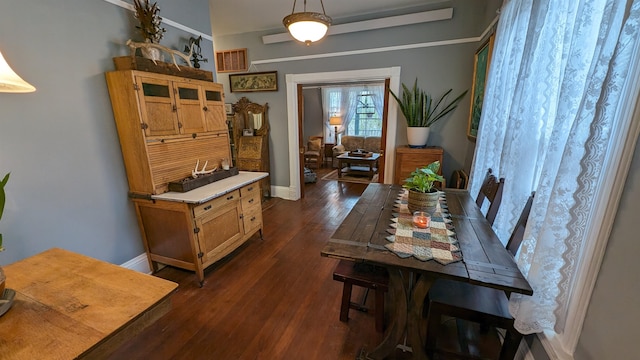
left=241, top=193, right=260, bottom=211
left=193, top=190, right=240, bottom=218
left=242, top=206, right=262, bottom=234
left=240, top=182, right=260, bottom=198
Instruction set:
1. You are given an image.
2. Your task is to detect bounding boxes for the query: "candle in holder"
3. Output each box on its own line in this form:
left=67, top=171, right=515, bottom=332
left=412, top=211, right=430, bottom=229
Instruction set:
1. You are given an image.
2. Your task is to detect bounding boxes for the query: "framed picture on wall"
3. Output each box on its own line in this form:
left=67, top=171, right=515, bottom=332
left=467, top=33, right=495, bottom=141
left=229, top=71, right=278, bottom=92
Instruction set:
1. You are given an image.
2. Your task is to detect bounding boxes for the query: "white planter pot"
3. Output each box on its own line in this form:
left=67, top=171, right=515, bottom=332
left=407, top=127, right=430, bottom=148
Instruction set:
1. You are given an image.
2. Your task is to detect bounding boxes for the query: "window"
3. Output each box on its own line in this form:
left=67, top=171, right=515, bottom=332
left=322, top=84, right=384, bottom=143
left=347, top=92, right=382, bottom=137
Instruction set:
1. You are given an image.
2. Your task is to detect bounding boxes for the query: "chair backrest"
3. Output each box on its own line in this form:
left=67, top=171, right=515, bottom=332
left=307, top=136, right=323, bottom=152
left=505, top=191, right=535, bottom=256
left=476, top=168, right=505, bottom=226
left=449, top=169, right=469, bottom=189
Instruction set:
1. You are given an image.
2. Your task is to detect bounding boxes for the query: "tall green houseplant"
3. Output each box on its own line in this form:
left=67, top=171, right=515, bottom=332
left=0, top=173, right=9, bottom=252
left=390, top=79, right=468, bottom=127
left=390, top=78, right=467, bottom=147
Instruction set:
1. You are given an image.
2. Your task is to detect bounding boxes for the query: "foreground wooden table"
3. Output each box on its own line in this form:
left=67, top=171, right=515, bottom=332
left=321, top=184, right=533, bottom=360
left=0, top=248, right=178, bottom=359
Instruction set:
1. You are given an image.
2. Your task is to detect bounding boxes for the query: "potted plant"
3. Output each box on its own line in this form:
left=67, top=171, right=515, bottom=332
left=390, top=78, right=467, bottom=148
left=133, top=0, right=166, bottom=60
left=403, top=161, right=445, bottom=213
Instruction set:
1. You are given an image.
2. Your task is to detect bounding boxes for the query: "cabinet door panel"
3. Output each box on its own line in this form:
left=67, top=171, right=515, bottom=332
left=137, top=77, right=179, bottom=137
left=195, top=202, right=242, bottom=263
left=203, top=86, right=227, bottom=132
left=176, top=83, right=206, bottom=134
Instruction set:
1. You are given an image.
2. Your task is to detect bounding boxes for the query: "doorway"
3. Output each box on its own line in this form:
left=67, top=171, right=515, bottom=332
left=285, top=67, right=401, bottom=200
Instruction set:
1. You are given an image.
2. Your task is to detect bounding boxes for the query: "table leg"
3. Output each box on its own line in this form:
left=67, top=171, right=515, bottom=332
left=338, top=159, right=343, bottom=178
left=366, top=270, right=434, bottom=360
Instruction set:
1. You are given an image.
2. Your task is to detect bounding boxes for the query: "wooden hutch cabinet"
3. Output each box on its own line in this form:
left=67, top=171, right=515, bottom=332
left=232, top=97, right=271, bottom=199
left=105, top=68, right=266, bottom=285
left=394, top=146, right=444, bottom=185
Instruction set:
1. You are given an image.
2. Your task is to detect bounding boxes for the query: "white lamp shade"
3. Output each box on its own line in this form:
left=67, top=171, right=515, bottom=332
left=288, top=21, right=329, bottom=43
left=329, top=116, right=342, bottom=125
left=0, top=51, right=35, bottom=93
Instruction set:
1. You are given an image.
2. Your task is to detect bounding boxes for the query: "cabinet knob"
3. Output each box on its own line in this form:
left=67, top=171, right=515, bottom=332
left=178, top=122, right=183, bottom=128
left=248, top=199, right=254, bottom=204
left=226, top=195, right=234, bottom=200
left=173, top=105, right=177, bottom=112
left=192, top=133, right=197, bottom=139
left=203, top=106, right=208, bottom=111
left=203, top=205, right=212, bottom=211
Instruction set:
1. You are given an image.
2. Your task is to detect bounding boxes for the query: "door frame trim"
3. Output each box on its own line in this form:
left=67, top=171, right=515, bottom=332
left=286, top=67, right=401, bottom=200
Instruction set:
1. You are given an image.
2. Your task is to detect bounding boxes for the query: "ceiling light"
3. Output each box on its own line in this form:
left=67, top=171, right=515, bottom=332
left=283, top=0, right=332, bottom=46
left=0, top=51, right=35, bottom=93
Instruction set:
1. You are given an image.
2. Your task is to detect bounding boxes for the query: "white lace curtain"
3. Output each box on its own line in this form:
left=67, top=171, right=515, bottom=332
left=469, top=0, right=640, bottom=342
left=321, top=84, right=384, bottom=143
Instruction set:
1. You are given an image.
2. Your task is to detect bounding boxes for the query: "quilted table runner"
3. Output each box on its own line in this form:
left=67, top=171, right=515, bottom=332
left=385, top=189, right=463, bottom=265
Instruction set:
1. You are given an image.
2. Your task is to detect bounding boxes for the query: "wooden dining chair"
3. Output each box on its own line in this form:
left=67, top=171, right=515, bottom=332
left=332, top=260, right=389, bottom=333
left=304, top=136, right=324, bottom=169
left=476, top=168, right=505, bottom=225
left=449, top=169, right=469, bottom=189
left=424, top=192, right=535, bottom=360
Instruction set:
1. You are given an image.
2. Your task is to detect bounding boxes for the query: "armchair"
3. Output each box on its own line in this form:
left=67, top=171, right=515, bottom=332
left=304, top=136, right=324, bottom=169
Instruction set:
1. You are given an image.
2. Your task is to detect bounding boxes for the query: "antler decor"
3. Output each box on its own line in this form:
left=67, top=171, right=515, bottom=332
left=126, top=39, right=194, bottom=69
left=191, top=160, right=216, bottom=178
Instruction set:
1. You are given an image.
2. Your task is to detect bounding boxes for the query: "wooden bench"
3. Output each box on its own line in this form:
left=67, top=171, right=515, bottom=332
left=333, top=260, right=389, bottom=333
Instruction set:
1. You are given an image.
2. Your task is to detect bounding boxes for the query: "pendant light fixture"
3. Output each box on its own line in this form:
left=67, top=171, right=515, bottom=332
left=283, top=0, right=332, bottom=46
left=0, top=51, right=35, bottom=93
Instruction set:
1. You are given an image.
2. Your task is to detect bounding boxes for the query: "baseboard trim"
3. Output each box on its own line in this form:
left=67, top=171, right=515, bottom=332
left=272, top=185, right=295, bottom=200
left=120, top=253, right=152, bottom=274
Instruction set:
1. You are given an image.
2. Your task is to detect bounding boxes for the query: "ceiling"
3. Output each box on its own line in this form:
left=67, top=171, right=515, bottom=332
left=209, top=0, right=447, bottom=36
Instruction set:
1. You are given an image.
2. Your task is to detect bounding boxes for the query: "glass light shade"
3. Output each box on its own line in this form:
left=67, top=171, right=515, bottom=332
left=329, top=116, right=342, bottom=125
left=0, top=51, right=35, bottom=93
left=283, top=11, right=332, bottom=45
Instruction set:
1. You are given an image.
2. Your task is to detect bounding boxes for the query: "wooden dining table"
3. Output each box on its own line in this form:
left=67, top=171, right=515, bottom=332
left=0, top=248, right=178, bottom=360
left=321, top=184, right=533, bottom=360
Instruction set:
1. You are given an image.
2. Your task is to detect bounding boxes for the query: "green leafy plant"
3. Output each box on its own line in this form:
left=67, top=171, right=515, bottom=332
left=403, top=161, right=444, bottom=193
left=390, top=78, right=468, bottom=127
left=0, top=173, right=9, bottom=251
left=133, top=0, right=166, bottom=44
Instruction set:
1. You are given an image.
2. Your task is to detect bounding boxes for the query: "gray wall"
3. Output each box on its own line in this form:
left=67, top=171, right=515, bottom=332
left=214, top=0, right=502, bottom=187
left=302, top=87, right=324, bottom=142
left=0, top=0, right=213, bottom=265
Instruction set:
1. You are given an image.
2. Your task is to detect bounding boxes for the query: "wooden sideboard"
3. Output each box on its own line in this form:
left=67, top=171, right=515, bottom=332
left=394, top=146, right=444, bottom=185
left=0, top=248, right=177, bottom=359
left=134, top=171, right=267, bottom=286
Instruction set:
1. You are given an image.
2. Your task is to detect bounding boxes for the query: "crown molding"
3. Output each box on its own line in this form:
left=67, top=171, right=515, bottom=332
left=263, top=8, right=454, bottom=45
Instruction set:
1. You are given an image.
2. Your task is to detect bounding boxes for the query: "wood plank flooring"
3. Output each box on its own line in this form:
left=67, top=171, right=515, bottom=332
left=108, top=166, right=502, bottom=360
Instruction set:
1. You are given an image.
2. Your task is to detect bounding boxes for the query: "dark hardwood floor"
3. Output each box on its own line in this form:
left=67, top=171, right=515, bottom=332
left=109, top=165, right=502, bottom=360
